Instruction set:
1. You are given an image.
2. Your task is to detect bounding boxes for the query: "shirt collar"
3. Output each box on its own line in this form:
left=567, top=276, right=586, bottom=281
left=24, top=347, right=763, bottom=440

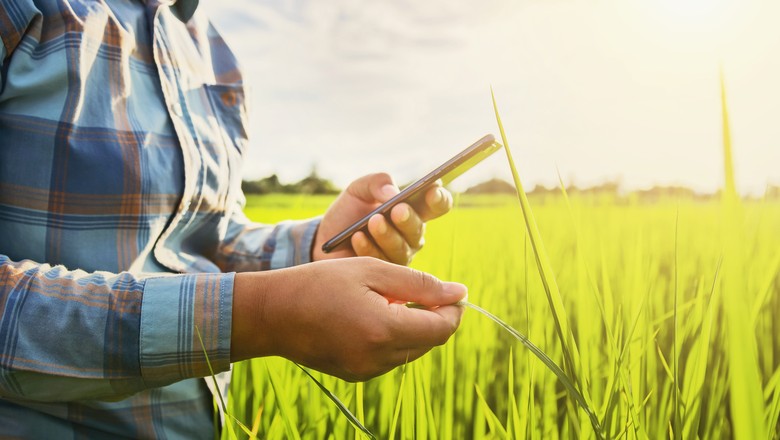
left=144, top=0, right=200, bottom=23
left=172, top=0, right=199, bottom=23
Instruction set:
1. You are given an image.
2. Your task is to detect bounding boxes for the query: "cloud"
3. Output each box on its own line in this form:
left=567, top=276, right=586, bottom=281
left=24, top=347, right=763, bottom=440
left=200, top=0, right=780, bottom=195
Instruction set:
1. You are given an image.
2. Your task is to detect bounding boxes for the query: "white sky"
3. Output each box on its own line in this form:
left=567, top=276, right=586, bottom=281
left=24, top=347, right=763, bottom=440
left=200, top=0, right=780, bottom=195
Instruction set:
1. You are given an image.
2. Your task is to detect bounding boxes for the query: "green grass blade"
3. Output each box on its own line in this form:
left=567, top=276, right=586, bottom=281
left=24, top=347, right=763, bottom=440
left=413, top=361, right=428, bottom=440
left=194, top=326, right=252, bottom=439
left=355, top=381, right=365, bottom=440
left=682, top=257, right=723, bottom=439
left=389, top=363, right=408, bottom=440
left=295, top=364, right=376, bottom=439
left=459, top=300, right=602, bottom=436
left=673, top=209, right=681, bottom=440
left=264, top=363, right=301, bottom=440
left=720, top=70, right=738, bottom=203
left=507, top=349, right=522, bottom=440
left=491, top=88, right=601, bottom=437
left=475, top=383, right=508, bottom=439
left=720, top=70, right=767, bottom=440
left=490, top=88, right=581, bottom=383
left=764, top=369, right=780, bottom=440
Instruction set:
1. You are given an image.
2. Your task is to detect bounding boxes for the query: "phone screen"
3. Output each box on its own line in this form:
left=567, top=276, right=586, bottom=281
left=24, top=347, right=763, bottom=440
left=321, top=134, right=503, bottom=253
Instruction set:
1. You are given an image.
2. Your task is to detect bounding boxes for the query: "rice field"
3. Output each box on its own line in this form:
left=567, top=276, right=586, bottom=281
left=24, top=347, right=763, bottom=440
left=217, top=87, right=780, bottom=439
left=223, top=186, right=780, bottom=439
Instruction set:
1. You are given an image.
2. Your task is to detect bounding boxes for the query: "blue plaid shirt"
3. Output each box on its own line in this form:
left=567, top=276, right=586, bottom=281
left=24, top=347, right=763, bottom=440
left=0, top=0, right=319, bottom=437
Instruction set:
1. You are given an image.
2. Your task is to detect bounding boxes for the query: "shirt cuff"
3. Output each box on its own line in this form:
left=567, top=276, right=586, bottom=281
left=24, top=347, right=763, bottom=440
left=139, top=272, right=234, bottom=388
left=264, top=217, right=321, bottom=270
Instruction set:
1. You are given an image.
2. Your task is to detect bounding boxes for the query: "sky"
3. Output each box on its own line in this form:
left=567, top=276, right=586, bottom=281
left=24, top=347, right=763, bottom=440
left=200, top=0, right=780, bottom=195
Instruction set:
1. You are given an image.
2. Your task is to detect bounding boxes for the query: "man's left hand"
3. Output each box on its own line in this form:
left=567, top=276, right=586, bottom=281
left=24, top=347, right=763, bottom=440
left=312, top=173, right=452, bottom=265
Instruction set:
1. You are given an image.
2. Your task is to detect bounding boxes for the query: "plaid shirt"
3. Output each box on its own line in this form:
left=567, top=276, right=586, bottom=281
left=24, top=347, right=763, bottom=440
left=0, top=0, right=319, bottom=437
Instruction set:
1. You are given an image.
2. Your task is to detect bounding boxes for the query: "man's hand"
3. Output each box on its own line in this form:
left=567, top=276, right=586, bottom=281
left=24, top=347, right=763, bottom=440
left=312, top=173, right=453, bottom=265
left=231, top=258, right=467, bottom=381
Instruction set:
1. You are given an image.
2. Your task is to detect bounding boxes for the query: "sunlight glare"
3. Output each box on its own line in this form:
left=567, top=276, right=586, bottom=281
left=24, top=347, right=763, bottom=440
left=642, top=0, right=750, bottom=38
left=635, top=0, right=746, bottom=56
left=655, top=0, right=730, bottom=26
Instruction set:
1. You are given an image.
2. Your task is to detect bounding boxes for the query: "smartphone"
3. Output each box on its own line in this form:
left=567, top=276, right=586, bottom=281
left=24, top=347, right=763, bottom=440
left=321, top=134, right=503, bottom=253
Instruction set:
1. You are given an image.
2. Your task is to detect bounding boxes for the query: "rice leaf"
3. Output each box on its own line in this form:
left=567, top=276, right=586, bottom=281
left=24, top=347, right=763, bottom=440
left=719, top=70, right=767, bottom=439
left=672, top=209, right=681, bottom=440
left=458, top=300, right=602, bottom=436
left=355, top=381, right=365, bottom=438
left=764, top=369, right=780, bottom=440
left=475, top=383, right=508, bottom=439
left=295, top=364, right=376, bottom=439
left=507, top=350, right=522, bottom=440
left=389, top=363, right=407, bottom=440
left=720, top=70, right=738, bottom=204
left=265, top=363, right=302, bottom=440
left=682, top=257, right=723, bottom=439
left=194, top=326, right=252, bottom=439
left=491, top=88, right=601, bottom=437
left=490, top=88, right=582, bottom=386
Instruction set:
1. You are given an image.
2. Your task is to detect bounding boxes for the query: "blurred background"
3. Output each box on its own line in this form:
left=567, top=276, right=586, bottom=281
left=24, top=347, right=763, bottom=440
left=201, top=0, right=780, bottom=196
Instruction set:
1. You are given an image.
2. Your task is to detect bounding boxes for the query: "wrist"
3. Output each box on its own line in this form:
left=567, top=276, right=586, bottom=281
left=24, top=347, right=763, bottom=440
left=231, top=271, right=279, bottom=362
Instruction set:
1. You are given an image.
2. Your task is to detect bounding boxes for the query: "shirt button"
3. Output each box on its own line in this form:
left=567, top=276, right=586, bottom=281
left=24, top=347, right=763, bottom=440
left=221, top=91, right=237, bottom=107
left=172, top=102, right=183, bottom=117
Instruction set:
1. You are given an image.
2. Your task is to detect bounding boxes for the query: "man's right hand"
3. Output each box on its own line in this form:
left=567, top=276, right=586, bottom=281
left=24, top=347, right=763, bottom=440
left=230, top=258, right=467, bottom=381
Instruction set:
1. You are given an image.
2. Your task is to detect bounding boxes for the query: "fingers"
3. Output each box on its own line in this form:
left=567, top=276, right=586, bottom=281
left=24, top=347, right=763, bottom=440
left=424, top=185, right=453, bottom=221
left=412, top=182, right=452, bottom=222
left=346, top=173, right=399, bottom=204
left=366, top=260, right=468, bottom=306
left=351, top=231, right=388, bottom=261
left=359, top=206, right=424, bottom=265
left=337, top=174, right=452, bottom=266
left=366, top=214, right=412, bottom=264
left=387, top=303, right=465, bottom=349
left=389, top=203, right=425, bottom=250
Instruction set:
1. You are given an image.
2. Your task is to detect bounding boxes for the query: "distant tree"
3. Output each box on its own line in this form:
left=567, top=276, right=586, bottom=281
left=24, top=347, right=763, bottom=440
left=293, top=167, right=340, bottom=195
left=464, top=178, right=517, bottom=194
left=242, top=173, right=286, bottom=194
left=766, top=185, right=780, bottom=201
left=529, top=184, right=558, bottom=196
left=241, top=167, right=340, bottom=195
left=634, top=185, right=697, bottom=203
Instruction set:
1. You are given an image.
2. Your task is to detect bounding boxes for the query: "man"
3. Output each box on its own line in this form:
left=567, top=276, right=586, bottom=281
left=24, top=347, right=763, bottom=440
left=0, top=0, right=467, bottom=437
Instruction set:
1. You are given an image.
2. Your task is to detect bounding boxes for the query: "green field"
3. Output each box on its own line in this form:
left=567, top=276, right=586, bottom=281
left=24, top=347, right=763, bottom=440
left=222, top=192, right=780, bottom=439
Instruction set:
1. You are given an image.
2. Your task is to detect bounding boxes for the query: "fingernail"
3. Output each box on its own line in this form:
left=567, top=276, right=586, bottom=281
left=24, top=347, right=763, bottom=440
left=432, top=188, right=444, bottom=204
left=443, top=282, right=467, bottom=297
left=399, top=205, right=410, bottom=223
left=377, top=218, right=387, bottom=234
left=381, top=184, right=397, bottom=199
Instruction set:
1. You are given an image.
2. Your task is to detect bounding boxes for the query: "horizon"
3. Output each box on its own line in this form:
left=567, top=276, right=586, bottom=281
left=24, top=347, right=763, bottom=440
left=201, top=0, right=780, bottom=196
left=242, top=172, right=780, bottom=198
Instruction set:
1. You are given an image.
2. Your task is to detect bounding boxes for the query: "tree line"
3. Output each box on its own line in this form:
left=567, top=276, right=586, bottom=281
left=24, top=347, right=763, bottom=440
left=242, top=174, right=780, bottom=202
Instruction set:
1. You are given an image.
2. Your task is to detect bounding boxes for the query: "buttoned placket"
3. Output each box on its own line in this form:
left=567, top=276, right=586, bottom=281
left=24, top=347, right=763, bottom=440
left=148, top=3, right=203, bottom=273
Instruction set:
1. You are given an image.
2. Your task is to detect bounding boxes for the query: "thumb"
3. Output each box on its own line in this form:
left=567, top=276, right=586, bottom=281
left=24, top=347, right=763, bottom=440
left=366, top=260, right=467, bottom=306
left=347, top=173, right=399, bottom=204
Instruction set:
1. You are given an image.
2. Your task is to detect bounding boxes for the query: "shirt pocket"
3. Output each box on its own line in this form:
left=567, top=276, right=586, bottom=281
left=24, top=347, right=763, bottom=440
left=203, top=83, right=251, bottom=215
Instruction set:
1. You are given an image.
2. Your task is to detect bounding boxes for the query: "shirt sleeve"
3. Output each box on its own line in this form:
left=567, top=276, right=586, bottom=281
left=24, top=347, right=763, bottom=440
left=0, top=255, right=233, bottom=402
left=214, top=193, right=321, bottom=272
